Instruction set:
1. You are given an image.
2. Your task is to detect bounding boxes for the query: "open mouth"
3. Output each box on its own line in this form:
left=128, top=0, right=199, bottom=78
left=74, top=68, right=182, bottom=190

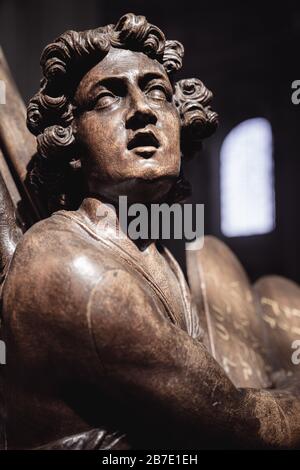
left=127, top=131, right=160, bottom=157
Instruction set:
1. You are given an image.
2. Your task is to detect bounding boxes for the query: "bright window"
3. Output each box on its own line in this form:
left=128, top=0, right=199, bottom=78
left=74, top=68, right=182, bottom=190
left=220, top=118, right=275, bottom=237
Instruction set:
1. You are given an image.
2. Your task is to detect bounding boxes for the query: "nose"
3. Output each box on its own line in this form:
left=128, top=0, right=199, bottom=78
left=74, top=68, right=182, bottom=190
left=125, top=88, right=157, bottom=130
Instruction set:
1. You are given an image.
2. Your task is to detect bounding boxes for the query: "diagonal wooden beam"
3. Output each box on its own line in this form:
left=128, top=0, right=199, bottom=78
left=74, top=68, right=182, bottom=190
left=0, top=146, right=20, bottom=210
left=0, top=46, right=45, bottom=221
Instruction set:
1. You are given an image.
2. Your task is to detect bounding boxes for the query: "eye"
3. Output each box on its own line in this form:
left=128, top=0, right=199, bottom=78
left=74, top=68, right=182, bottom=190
left=146, top=85, right=170, bottom=101
left=94, top=92, right=118, bottom=109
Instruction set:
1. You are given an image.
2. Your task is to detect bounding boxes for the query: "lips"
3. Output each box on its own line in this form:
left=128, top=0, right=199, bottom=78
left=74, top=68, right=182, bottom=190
left=127, top=131, right=160, bottom=157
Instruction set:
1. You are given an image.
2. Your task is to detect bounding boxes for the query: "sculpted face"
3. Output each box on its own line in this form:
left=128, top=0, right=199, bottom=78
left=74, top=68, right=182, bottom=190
left=74, top=47, right=181, bottom=203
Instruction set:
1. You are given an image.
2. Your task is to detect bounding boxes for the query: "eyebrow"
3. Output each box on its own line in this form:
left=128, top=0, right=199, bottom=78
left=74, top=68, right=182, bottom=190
left=87, top=71, right=171, bottom=97
left=138, top=72, right=171, bottom=88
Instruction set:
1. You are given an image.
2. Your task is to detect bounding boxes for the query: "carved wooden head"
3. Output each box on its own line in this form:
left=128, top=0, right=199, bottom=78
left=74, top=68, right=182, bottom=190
left=26, top=13, right=218, bottom=211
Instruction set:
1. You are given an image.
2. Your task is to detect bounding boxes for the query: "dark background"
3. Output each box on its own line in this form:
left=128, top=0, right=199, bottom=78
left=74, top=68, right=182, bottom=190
left=0, top=0, right=299, bottom=283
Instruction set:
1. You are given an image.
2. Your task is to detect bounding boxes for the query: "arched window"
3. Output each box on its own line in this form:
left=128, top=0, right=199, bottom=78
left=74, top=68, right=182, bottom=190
left=220, top=118, right=275, bottom=237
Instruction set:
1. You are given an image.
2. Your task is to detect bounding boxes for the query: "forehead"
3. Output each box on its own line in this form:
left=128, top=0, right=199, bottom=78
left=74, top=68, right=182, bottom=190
left=75, top=47, right=169, bottom=98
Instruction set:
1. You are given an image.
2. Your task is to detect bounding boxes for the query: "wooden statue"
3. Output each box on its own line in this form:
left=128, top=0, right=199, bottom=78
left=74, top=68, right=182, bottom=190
left=0, top=13, right=299, bottom=449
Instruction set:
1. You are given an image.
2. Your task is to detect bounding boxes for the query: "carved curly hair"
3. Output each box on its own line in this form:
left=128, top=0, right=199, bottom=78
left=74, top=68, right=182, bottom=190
left=27, top=13, right=218, bottom=213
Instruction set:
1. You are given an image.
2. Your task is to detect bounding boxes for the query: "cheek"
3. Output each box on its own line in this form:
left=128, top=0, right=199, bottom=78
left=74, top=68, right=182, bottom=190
left=163, top=110, right=181, bottom=151
left=76, top=112, right=126, bottom=156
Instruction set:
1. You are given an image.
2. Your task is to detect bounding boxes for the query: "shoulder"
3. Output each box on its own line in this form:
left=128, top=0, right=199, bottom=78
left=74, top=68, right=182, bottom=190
left=1, top=213, right=159, bottom=372
left=2, top=209, right=161, bottom=321
left=1, top=211, right=138, bottom=330
left=4, top=211, right=111, bottom=289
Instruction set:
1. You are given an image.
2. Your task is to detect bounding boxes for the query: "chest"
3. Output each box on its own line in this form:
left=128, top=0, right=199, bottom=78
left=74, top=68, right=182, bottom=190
left=123, top=245, right=191, bottom=332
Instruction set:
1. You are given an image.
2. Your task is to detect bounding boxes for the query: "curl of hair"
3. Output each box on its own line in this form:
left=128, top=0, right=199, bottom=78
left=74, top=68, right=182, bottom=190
left=36, top=125, right=75, bottom=158
left=30, top=125, right=83, bottom=211
left=163, top=40, right=184, bottom=74
left=41, top=29, right=111, bottom=84
left=112, top=13, right=165, bottom=58
left=27, top=13, right=217, bottom=213
left=174, top=78, right=219, bottom=157
left=27, top=91, right=74, bottom=136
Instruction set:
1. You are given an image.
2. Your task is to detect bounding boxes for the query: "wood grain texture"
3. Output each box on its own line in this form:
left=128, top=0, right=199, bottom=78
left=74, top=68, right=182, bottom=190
left=0, top=47, right=42, bottom=219
left=187, top=236, right=272, bottom=389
